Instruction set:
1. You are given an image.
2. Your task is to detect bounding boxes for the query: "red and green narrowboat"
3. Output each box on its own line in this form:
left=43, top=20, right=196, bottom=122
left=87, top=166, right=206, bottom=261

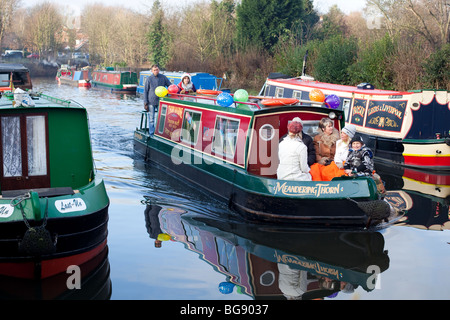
left=134, top=92, right=398, bottom=228
left=260, top=74, right=450, bottom=171
left=92, top=68, right=137, bottom=94
left=0, top=91, right=109, bottom=279
left=56, top=65, right=91, bottom=88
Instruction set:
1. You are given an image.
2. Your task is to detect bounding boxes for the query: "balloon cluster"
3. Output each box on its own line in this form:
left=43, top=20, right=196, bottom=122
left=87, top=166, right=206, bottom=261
left=309, top=89, right=340, bottom=109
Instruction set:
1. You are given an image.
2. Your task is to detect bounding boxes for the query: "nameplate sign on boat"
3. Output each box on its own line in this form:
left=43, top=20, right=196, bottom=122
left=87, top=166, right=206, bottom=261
left=273, top=182, right=343, bottom=197
left=365, top=100, right=407, bottom=132
left=0, top=204, right=14, bottom=218
left=55, top=198, right=87, bottom=213
left=350, top=99, right=367, bottom=125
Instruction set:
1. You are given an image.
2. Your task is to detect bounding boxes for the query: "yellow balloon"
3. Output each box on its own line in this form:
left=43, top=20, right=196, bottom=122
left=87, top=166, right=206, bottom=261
left=157, top=233, right=171, bottom=241
left=155, top=86, right=168, bottom=98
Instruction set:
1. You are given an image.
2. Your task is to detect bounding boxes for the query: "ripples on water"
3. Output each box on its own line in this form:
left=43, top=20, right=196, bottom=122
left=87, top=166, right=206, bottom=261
left=28, top=78, right=450, bottom=301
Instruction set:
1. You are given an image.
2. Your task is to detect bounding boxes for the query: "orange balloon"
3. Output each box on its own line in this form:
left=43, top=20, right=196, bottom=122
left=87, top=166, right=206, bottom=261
left=309, top=89, right=325, bottom=102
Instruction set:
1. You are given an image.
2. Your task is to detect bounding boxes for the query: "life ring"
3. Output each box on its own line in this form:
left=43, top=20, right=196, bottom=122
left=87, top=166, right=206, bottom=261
left=197, top=89, right=222, bottom=95
left=261, top=98, right=299, bottom=106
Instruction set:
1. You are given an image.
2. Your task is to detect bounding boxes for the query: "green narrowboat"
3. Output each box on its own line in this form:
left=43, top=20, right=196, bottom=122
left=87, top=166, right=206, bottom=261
left=0, top=91, right=109, bottom=279
left=92, top=68, right=137, bottom=94
left=134, top=92, right=398, bottom=228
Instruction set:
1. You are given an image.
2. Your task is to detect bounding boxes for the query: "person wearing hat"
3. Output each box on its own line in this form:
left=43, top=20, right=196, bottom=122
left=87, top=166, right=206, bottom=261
left=277, top=118, right=311, bottom=181
left=334, top=124, right=356, bottom=169
left=177, top=73, right=196, bottom=94
left=344, top=134, right=374, bottom=176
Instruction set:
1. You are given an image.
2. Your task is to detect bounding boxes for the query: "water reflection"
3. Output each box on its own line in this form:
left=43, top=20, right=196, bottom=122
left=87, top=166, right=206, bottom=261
left=0, top=245, right=111, bottom=300
left=377, top=162, right=450, bottom=230
left=143, top=202, right=389, bottom=300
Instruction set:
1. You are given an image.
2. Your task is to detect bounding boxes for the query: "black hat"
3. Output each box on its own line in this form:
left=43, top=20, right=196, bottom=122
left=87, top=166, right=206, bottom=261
left=350, top=134, right=364, bottom=145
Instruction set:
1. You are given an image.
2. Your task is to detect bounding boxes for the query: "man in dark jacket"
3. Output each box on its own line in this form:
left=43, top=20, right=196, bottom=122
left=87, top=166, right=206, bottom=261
left=143, top=64, right=172, bottom=135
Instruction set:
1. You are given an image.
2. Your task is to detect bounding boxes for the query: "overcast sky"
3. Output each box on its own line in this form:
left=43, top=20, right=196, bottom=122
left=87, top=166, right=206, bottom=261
left=20, top=0, right=366, bottom=15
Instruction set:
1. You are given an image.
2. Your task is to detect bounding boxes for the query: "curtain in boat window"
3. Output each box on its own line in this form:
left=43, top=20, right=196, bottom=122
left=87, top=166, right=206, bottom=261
left=26, top=115, right=47, bottom=176
left=2, top=116, right=22, bottom=177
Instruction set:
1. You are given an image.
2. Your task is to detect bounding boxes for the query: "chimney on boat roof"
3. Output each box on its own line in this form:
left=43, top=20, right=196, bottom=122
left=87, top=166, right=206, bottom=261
left=357, top=83, right=375, bottom=90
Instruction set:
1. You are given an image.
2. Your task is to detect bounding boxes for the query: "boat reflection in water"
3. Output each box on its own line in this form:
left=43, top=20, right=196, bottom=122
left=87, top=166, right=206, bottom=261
left=377, top=162, right=450, bottom=231
left=0, top=245, right=111, bottom=300
left=144, top=201, right=390, bottom=300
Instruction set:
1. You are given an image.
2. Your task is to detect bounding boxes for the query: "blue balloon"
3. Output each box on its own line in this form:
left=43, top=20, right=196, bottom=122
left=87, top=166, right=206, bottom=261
left=325, top=94, right=340, bottom=109
left=218, top=281, right=235, bottom=294
left=216, top=92, right=234, bottom=107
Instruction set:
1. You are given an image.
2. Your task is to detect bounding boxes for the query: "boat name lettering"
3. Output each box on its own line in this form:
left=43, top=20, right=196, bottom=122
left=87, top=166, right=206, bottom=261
left=0, top=204, right=14, bottom=218
left=352, top=105, right=366, bottom=118
left=273, top=182, right=341, bottom=197
left=274, top=251, right=340, bottom=279
left=55, top=198, right=87, bottom=213
left=367, top=103, right=404, bottom=119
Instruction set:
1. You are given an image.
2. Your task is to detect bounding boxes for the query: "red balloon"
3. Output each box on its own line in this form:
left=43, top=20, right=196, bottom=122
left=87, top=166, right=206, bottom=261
left=168, top=84, right=179, bottom=94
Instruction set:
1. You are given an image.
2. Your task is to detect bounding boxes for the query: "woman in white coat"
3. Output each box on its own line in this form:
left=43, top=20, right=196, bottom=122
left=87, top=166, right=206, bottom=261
left=277, top=118, right=312, bottom=181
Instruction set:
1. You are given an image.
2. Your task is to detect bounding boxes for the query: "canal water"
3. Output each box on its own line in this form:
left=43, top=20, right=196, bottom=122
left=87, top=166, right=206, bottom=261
left=29, top=77, right=450, bottom=300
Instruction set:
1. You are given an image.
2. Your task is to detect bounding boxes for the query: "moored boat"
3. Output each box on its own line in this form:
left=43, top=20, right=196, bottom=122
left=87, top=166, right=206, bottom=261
left=0, top=63, right=32, bottom=92
left=259, top=74, right=450, bottom=171
left=56, top=65, right=91, bottom=88
left=137, top=70, right=225, bottom=95
left=134, top=91, right=397, bottom=228
left=92, top=67, right=137, bottom=94
left=0, top=92, right=109, bottom=279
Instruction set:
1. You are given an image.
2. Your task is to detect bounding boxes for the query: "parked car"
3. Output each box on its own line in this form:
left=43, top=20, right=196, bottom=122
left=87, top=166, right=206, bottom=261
left=27, top=53, right=39, bottom=59
left=2, top=51, right=23, bottom=60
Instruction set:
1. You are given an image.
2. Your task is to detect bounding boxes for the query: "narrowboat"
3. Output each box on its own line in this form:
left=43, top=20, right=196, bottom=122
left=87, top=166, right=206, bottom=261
left=146, top=204, right=389, bottom=299
left=0, top=92, right=109, bottom=279
left=137, top=71, right=225, bottom=95
left=56, top=65, right=91, bottom=88
left=134, top=92, right=397, bottom=227
left=91, top=67, right=137, bottom=94
left=259, top=74, right=450, bottom=171
left=0, top=63, right=32, bottom=92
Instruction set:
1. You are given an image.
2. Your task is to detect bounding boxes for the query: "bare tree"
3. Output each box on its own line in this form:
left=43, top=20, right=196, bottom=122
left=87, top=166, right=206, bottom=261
left=0, top=0, right=20, bottom=49
left=366, top=0, right=449, bottom=49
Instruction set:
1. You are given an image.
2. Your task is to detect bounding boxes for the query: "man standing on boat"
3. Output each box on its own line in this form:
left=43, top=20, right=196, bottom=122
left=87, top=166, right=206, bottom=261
left=143, top=64, right=172, bottom=135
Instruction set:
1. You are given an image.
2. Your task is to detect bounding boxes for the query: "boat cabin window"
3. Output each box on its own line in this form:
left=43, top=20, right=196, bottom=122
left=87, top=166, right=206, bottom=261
left=158, top=105, right=167, bottom=134
left=288, top=119, right=321, bottom=137
left=275, top=87, right=284, bottom=98
left=343, top=99, right=351, bottom=120
left=292, top=90, right=302, bottom=100
left=26, top=116, right=47, bottom=176
left=264, top=85, right=271, bottom=96
left=212, top=116, right=240, bottom=158
left=259, top=124, right=275, bottom=141
left=181, top=109, right=202, bottom=145
left=0, top=74, right=9, bottom=88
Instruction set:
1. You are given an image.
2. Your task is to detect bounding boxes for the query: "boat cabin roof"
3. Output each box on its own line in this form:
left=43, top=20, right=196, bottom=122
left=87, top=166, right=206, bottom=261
left=0, top=63, right=29, bottom=73
left=267, top=78, right=411, bottom=96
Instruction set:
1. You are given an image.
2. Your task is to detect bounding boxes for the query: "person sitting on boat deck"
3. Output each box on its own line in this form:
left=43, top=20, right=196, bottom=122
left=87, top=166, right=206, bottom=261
left=313, top=117, right=340, bottom=165
left=334, top=124, right=356, bottom=169
left=143, top=64, right=171, bottom=135
left=344, top=134, right=374, bottom=176
left=177, top=73, right=196, bottom=94
left=277, top=118, right=311, bottom=181
left=280, top=117, right=316, bottom=166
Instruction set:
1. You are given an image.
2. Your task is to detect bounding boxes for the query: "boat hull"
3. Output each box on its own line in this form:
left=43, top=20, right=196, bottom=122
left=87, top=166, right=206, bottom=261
left=134, top=134, right=385, bottom=227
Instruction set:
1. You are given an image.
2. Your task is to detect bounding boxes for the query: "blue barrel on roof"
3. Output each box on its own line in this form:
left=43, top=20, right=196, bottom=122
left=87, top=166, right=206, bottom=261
left=137, top=71, right=226, bottom=95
